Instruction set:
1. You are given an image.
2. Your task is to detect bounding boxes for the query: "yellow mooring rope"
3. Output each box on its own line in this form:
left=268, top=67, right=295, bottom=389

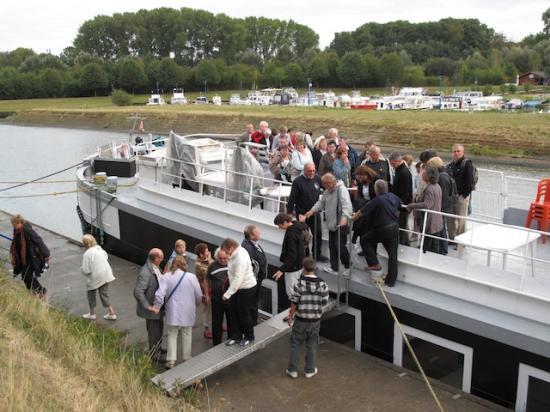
left=374, top=278, right=445, bottom=412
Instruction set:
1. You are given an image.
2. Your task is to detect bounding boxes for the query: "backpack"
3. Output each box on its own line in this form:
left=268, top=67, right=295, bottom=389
left=448, top=174, right=459, bottom=214
left=298, top=222, right=313, bottom=249
left=461, top=158, right=478, bottom=191
left=302, top=226, right=313, bottom=249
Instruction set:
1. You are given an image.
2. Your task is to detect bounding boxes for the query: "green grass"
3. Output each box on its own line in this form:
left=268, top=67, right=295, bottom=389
left=0, top=267, right=194, bottom=410
left=2, top=91, right=550, bottom=158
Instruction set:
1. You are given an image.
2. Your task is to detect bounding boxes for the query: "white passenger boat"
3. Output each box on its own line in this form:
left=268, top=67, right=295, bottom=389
left=76, top=133, right=550, bottom=410
left=229, top=94, right=242, bottom=105
left=212, top=95, right=222, bottom=105
left=170, top=88, right=187, bottom=105
left=146, top=92, right=166, bottom=105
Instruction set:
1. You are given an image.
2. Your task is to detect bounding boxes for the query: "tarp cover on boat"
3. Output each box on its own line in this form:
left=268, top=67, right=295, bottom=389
left=165, top=132, right=199, bottom=190
left=165, top=132, right=264, bottom=204
left=227, top=146, right=264, bottom=205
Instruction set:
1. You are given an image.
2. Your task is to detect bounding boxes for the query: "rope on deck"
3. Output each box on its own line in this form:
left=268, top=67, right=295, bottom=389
left=375, top=278, right=445, bottom=412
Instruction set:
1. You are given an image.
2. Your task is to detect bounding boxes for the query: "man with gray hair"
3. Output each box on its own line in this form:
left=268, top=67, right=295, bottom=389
left=134, top=248, right=165, bottom=356
left=389, top=152, right=412, bottom=246
left=241, top=224, right=267, bottom=325
left=447, top=143, right=476, bottom=241
left=326, top=127, right=339, bottom=145
left=301, top=173, right=353, bottom=275
left=352, top=180, right=402, bottom=287
left=237, top=123, right=255, bottom=143
left=364, top=145, right=391, bottom=185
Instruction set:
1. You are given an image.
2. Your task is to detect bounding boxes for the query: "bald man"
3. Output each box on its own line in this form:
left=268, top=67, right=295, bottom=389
left=134, top=247, right=165, bottom=356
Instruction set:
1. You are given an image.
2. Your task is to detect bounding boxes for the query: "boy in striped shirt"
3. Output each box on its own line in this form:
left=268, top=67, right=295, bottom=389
left=286, top=257, right=329, bottom=379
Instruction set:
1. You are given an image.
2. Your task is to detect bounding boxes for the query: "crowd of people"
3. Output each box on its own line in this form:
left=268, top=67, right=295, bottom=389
left=240, top=121, right=476, bottom=287
left=7, top=122, right=476, bottom=378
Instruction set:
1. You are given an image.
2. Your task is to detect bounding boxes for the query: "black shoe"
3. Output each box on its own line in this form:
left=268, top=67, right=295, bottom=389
left=317, top=255, right=329, bottom=262
left=283, top=316, right=289, bottom=322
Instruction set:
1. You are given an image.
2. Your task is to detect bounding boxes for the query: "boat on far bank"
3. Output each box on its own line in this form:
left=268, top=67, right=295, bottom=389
left=170, top=88, right=187, bottom=105
left=146, top=91, right=166, bottom=106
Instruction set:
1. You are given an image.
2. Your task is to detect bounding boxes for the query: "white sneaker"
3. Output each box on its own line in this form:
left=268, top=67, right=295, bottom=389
left=305, top=368, right=318, bottom=378
left=82, top=313, right=96, bottom=320
left=323, top=266, right=338, bottom=275
left=286, top=369, right=298, bottom=379
left=103, top=313, right=117, bottom=320
left=343, top=269, right=351, bottom=278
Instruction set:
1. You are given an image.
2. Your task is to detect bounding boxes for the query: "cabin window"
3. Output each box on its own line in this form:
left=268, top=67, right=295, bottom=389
left=393, top=324, right=473, bottom=393
left=516, top=364, right=550, bottom=412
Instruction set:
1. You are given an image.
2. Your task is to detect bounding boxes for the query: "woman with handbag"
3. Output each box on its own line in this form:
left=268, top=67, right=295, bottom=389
left=9, top=214, right=50, bottom=299
left=151, top=255, right=202, bottom=369
left=80, top=234, right=117, bottom=320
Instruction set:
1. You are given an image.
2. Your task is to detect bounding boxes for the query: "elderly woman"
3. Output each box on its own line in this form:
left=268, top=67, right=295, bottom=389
left=312, top=137, right=327, bottom=171
left=151, top=255, right=202, bottom=369
left=10, top=214, right=50, bottom=298
left=332, top=146, right=352, bottom=187
left=290, top=136, right=313, bottom=180
left=81, top=234, right=117, bottom=320
left=352, top=165, right=379, bottom=245
left=406, top=166, right=443, bottom=254
left=318, top=140, right=337, bottom=176
left=164, top=239, right=186, bottom=273
left=195, top=243, right=214, bottom=339
left=427, top=156, right=457, bottom=255
left=269, top=144, right=292, bottom=182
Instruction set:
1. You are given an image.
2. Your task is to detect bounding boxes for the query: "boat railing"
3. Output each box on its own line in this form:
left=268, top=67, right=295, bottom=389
left=472, top=168, right=540, bottom=221
left=400, top=207, right=550, bottom=295
left=157, top=155, right=292, bottom=211
left=238, top=141, right=270, bottom=164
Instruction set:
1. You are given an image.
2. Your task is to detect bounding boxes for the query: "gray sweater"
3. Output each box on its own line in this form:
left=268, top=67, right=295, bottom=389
left=311, top=181, right=353, bottom=231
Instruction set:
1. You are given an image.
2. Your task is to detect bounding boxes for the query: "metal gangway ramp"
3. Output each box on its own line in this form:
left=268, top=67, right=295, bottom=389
left=152, top=300, right=340, bottom=393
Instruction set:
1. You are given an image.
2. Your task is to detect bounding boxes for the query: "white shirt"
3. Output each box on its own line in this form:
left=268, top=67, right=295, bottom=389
left=223, top=246, right=257, bottom=299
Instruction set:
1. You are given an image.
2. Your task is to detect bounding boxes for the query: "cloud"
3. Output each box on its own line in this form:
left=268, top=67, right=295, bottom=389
left=0, top=0, right=546, bottom=54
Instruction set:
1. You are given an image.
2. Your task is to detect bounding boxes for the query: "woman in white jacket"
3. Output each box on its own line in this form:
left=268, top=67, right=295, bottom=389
left=81, top=234, right=117, bottom=320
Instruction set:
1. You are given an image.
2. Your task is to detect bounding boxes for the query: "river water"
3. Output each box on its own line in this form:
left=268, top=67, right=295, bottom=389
left=0, top=123, right=548, bottom=241
left=0, top=124, right=128, bottom=240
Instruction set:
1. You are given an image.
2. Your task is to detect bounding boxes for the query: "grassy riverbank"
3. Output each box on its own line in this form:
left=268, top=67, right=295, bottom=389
left=2, top=95, right=550, bottom=158
left=0, top=270, right=192, bottom=411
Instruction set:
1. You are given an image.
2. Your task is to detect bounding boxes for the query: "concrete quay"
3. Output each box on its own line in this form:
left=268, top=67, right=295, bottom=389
left=0, top=211, right=505, bottom=411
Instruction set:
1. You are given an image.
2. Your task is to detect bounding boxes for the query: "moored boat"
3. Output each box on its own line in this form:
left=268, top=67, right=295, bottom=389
left=76, top=132, right=550, bottom=409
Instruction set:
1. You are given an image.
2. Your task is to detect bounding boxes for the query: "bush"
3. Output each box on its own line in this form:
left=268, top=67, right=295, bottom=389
left=111, top=89, right=132, bottom=106
left=481, top=85, right=494, bottom=96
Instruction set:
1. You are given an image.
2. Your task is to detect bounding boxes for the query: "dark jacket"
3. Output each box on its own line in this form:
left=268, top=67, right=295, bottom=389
left=347, top=145, right=359, bottom=173
left=287, top=174, right=322, bottom=216
left=134, top=260, right=162, bottom=320
left=241, top=238, right=267, bottom=279
left=365, top=159, right=391, bottom=184
left=11, top=222, right=50, bottom=275
left=448, top=157, right=474, bottom=198
left=279, top=223, right=306, bottom=273
left=206, top=261, right=229, bottom=302
left=312, top=149, right=324, bottom=170
left=392, top=162, right=413, bottom=204
left=438, top=170, right=455, bottom=213
left=360, top=192, right=402, bottom=230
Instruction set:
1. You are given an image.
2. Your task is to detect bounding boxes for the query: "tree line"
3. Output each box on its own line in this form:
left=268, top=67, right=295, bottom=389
left=0, top=7, right=549, bottom=100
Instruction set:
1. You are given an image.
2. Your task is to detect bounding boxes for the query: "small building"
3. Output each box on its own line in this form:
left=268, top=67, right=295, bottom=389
left=518, top=71, right=549, bottom=86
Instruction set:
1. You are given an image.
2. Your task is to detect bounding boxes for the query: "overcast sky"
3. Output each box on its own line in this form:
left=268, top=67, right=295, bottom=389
left=1, top=0, right=548, bottom=54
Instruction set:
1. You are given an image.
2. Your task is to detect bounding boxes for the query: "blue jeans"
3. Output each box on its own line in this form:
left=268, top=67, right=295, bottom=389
left=288, top=319, right=320, bottom=374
